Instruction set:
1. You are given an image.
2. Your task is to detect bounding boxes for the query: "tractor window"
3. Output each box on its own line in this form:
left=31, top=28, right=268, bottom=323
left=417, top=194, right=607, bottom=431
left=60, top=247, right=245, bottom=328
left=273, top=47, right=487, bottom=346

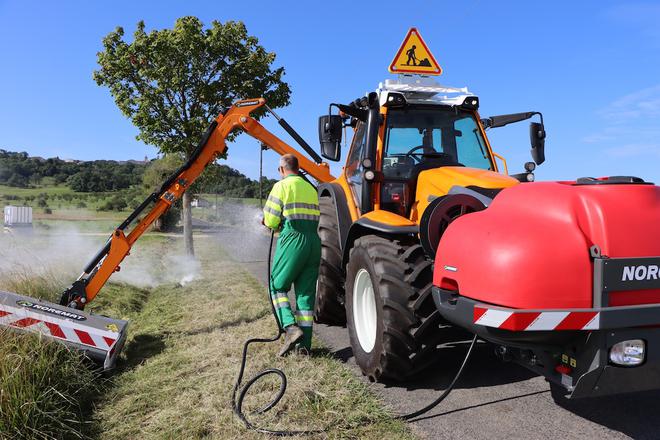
left=386, top=128, right=442, bottom=156
left=383, top=108, right=493, bottom=180
left=345, top=122, right=367, bottom=210
left=454, top=116, right=492, bottom=170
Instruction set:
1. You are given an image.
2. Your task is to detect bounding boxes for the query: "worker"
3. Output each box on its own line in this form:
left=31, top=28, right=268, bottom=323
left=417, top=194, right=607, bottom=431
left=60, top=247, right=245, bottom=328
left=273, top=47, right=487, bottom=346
left=405, top=45, right=418, bottom=66
left=263, top=154, right=321, bottom=356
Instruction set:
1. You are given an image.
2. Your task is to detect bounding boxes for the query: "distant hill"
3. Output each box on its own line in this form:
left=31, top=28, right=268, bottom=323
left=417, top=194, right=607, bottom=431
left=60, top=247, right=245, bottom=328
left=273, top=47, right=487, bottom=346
left=0, top=149, right=275, bottom=198
left=0, top=149, right=148, bottom=192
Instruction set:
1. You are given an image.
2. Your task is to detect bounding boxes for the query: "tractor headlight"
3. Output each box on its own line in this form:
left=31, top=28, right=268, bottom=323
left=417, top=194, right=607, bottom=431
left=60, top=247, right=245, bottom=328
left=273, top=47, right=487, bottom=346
left=610, top=339, right=645, bottom=366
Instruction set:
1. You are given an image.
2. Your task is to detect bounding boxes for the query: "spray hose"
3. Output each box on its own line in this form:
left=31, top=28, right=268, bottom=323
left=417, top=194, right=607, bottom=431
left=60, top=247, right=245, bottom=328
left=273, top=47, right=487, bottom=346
left=231, top=231, right=324, bottom=436
left=231, top=230, right=479, bottom=435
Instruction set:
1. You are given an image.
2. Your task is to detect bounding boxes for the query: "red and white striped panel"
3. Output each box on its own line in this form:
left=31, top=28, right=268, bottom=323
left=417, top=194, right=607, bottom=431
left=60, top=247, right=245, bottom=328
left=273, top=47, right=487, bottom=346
left=473, top=306, right=600, bottom=331
left=0, top=305, right=117, bottom=350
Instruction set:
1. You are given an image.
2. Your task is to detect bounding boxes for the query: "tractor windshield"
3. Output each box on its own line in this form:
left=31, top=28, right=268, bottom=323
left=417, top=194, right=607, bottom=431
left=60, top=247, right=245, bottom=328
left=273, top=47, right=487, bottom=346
left=383, top=107, right=493, bottom=179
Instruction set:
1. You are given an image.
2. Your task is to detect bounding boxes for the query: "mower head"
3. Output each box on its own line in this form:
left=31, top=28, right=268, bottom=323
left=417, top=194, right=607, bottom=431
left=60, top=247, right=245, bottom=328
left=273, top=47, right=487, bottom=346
left=0, top=290, right=128, bottom=370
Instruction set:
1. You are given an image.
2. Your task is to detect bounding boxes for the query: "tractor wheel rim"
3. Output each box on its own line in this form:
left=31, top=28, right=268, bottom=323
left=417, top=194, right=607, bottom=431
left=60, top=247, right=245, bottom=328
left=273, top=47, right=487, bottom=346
left=353, top=268, right=377, bottom=353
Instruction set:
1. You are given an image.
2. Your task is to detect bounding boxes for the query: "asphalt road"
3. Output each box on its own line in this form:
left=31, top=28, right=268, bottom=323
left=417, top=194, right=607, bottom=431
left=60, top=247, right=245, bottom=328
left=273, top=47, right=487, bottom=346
left=209, top=223, right=660, bottom=440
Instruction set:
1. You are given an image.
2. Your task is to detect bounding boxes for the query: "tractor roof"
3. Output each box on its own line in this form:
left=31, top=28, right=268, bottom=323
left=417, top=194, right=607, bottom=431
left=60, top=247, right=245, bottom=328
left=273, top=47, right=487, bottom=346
left=376, top=76, right=477, bottom=107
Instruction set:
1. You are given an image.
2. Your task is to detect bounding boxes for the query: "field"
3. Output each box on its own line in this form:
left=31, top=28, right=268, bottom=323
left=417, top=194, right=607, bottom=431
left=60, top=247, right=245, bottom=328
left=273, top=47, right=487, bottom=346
left=0, top=209, right=415, bottom=439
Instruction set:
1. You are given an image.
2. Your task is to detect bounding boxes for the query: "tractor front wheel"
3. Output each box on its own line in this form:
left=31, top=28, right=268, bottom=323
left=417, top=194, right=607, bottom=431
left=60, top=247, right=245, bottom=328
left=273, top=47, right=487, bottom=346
left=345, top=235, right=443, bottom=381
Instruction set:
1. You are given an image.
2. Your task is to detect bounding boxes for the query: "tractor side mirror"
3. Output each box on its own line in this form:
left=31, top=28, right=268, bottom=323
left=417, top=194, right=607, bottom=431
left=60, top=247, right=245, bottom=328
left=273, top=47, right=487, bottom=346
left=318, top=115, right=343, bottom=161
left=530, top=122, right=546, bottom=165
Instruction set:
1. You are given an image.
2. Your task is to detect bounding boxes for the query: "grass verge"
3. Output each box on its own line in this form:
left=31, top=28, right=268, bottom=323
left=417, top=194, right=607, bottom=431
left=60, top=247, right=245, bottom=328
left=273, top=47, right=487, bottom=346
left=92, top=237, right=415, bottom=439
left=0, top=331, right=100, bottom=439
left=0, top=230, right=414, bottom=439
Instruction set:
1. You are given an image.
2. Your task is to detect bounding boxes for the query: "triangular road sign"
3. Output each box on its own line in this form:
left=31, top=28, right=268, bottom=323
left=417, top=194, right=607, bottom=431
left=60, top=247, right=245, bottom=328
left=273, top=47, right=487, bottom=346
left=389, top=28, right=442, bottom=75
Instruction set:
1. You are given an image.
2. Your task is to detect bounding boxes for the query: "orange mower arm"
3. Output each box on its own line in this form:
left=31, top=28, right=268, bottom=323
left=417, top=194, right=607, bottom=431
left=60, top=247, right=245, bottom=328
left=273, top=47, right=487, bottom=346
left=60, top=98, right=334, bottom=309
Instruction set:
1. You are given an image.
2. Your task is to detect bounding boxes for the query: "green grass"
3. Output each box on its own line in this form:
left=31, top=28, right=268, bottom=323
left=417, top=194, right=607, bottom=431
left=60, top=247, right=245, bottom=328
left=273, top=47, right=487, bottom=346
left=91, top=238, right=414, bottom=439
left=0, top=184, right=74, bottom=197
left=192, top=195, right=263, bottom=226
left=0, top=330, right=101, bottom=439
left=0, top=184, right=134, bottom=213
left=197, top=194, right=262, bottom=207
left=0, top=227, right=415, bottom=439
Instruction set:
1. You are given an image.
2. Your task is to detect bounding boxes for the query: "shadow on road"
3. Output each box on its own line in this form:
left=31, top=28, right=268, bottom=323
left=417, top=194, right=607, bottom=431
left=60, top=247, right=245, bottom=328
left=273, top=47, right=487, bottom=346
left=322, top=324, right=538, bottom=392
left=553, top=390, right=660, bottom=439
left=380, top=341, right=537, bottom=392
left=407, top=389, right=551, bottom=423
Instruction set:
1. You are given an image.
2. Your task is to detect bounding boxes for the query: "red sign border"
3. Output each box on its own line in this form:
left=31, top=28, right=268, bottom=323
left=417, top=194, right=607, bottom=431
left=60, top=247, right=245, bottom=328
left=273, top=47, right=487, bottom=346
left=388, top=27, right=442, bottom=75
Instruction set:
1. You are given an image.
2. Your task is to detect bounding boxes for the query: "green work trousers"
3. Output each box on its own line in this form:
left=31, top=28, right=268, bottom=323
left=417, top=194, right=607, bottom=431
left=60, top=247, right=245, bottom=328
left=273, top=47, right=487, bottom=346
left=269, top=221, right=321, bottom=349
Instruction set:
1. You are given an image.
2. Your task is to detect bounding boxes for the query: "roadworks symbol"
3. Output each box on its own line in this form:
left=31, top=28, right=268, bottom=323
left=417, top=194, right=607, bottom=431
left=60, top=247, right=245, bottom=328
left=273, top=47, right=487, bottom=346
left=389, top=27, right=442, bottom=75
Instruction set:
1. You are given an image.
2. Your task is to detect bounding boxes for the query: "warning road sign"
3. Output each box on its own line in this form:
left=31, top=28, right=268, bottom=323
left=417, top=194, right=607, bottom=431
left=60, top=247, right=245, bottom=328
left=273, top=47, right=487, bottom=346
left=389, top=28, right=442, bottom=75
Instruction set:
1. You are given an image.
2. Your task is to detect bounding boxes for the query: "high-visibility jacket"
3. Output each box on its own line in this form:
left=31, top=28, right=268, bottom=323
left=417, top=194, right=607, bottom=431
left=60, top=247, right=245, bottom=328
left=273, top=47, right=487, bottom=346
left=263, top=174, right=320, bottom=231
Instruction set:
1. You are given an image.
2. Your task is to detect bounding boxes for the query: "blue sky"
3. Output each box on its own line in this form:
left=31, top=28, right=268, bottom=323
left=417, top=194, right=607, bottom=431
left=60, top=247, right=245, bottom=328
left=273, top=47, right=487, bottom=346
left=0, top=0, right=658, bottom=183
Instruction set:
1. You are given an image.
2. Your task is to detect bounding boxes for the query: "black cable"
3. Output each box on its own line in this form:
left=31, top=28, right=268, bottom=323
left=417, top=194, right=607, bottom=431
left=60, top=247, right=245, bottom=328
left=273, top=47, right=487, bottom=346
left=231, top=232, right=479, bottom=434
left=231, top=231, right=324, bottom=436
left=397, top=334, right=479, bottom=421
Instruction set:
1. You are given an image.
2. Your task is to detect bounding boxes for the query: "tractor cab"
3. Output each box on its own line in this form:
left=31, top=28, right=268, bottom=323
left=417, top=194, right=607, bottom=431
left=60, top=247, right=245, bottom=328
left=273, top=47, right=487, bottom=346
left=319, top=76, right=539, bottom=222
left=379, top=93, right=496, bottom=218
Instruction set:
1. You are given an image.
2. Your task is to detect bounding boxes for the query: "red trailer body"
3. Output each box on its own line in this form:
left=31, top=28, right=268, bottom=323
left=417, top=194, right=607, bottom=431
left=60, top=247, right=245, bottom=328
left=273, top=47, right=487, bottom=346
left=434, top=181, right=660, bottom=309
left=432, top=179, right=660, bottom=398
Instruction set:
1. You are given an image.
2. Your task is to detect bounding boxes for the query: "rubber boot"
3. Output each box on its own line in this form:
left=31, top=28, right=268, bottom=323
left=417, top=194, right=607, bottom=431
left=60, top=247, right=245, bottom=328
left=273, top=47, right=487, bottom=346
left=278, top=325, right=304, bottom=357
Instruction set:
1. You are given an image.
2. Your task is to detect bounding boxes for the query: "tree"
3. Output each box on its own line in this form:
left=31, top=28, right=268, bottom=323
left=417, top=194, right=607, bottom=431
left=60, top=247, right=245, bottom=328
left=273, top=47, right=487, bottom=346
left=94, top=17, right=291, bottom=255
left=142, top=155, right=183, bottom=232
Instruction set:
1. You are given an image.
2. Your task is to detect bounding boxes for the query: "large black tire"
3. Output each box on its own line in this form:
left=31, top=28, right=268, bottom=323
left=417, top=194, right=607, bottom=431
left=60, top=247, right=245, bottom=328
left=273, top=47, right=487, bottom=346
left=345, top=235, right=443, bottom=381
left=314, top=196, right=346, bottom=325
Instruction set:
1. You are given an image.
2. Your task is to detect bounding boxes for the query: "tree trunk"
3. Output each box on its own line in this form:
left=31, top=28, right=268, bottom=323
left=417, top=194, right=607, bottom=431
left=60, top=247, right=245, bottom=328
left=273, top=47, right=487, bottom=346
left=182, top=191, right=194, bottom=256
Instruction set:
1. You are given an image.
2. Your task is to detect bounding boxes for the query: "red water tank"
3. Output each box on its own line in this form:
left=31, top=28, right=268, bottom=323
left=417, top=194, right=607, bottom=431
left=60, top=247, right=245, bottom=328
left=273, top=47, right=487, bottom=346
left=433, top=181, right=660, bottom=309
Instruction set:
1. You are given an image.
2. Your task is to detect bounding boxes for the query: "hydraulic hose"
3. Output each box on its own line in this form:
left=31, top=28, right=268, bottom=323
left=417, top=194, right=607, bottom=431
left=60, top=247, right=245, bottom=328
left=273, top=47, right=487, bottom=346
left=231, top=231, right=323, bottom=436
left=231, top=230, right=480, bottom=434
left=397, top=334, right=478, bottom=420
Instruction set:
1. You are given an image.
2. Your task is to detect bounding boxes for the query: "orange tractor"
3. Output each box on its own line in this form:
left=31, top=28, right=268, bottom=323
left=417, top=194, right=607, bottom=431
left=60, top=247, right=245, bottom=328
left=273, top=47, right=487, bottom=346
left=311, top=76, right=546, bottom=381
left=0, top=80, right=536, bottom=376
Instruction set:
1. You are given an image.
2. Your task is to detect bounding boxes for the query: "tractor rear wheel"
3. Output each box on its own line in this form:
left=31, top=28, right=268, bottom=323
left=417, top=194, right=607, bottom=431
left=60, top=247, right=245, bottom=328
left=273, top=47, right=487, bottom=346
left=314, top=196, right=346, bottom=325
left=345, top=235, right=443, bottom=381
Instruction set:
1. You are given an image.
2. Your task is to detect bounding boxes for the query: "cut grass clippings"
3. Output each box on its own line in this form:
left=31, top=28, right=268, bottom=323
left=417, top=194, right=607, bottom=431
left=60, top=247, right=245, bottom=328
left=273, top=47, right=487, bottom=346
left=92, top=238, right=415, bottom=439
left=0, top=230, right=415, bottom=439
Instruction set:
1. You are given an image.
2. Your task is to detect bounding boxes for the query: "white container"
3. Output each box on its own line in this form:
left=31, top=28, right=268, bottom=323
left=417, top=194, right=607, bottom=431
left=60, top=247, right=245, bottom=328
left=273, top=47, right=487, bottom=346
left=3, top=206, right=33, bottom=227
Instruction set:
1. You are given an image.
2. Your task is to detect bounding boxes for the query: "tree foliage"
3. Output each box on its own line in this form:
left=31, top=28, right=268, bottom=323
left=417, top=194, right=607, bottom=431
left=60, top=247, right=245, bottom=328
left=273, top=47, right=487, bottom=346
left=0, top=149, right=145, bottom=191
left=93, top=17, right=291, bottom=155
left=196, top=163, right=277, bottom=199
left=94, top=17, right=291, bottom=254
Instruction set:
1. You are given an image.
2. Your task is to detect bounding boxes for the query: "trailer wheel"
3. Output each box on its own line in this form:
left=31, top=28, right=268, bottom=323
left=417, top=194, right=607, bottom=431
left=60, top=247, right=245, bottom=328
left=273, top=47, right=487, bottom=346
left=345, top=235, right=443, bottom=381
left=314, top=196, right=346, bottom=325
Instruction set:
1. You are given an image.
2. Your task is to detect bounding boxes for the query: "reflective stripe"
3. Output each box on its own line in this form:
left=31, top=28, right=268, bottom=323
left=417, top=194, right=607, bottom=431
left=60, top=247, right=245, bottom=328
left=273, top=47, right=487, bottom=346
left=263, top=182, right=285, bottom=230
left=285, top=213, right=320, bottom=221
left=264, top=175, right=320, bottom=229
left=272, top=292, right=291, bottom=310
left=267, top=195, right=283, bottom=207
left=296, top=310, right=314, bottom=327
left=283, top=202, right=319, bottom=211
left=273, top=300, right=291, bottom=310
left=263, top=205, right=282, bottom=216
